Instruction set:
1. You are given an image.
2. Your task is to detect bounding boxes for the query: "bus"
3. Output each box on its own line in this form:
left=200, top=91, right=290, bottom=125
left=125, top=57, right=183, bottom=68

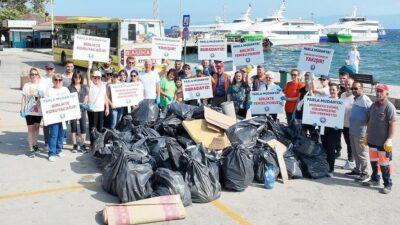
left=52, top=17, right=165, bottom=69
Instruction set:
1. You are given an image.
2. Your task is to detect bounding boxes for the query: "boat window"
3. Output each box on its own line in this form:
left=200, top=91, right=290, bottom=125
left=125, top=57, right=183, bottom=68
left=262, top=18, right=278, bottom=22
left=233, top=19, right=245, bottom=23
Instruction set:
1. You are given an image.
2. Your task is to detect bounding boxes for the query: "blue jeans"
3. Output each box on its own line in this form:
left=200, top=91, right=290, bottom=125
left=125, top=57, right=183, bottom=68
left=110, top=107, right=124, bottom=129
left=48, top=123, right=65, bottom=156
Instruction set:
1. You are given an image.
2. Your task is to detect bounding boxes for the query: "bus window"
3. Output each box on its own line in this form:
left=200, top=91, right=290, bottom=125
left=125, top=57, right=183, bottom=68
left=128, top=24, right=136, bottom=41
left=54, top=24, right=76, bottom=49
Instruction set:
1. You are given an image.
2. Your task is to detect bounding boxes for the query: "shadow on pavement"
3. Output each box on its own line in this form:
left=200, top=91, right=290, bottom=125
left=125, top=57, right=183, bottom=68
left=0, top=131, right=30, bottom=156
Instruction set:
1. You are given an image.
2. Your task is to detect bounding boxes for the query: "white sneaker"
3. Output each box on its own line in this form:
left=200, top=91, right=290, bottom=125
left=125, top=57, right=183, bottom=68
left=343, top=160, right=355, bottom=170
left=327, top=172, right=334, bottom=178
left=56, top=152, right=65, bottom=157
left=48, top=156, right=56, bottom=162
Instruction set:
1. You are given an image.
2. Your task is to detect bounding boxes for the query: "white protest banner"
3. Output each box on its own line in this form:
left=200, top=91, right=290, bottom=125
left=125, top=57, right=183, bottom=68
left=302, top=96, right=345, bottom=130
left=297, top=46, right=334, bottom=76
left=120, top=43, right=152, bottom=66
left=231, top=41, right=264, bottom=66
left=198, top=39, right=227, bottom=61
left=182, top=77, right=213, bottom=101
left=151, top=37, right=182, bottom=60
left=110, top=83, right=144, bottom=108
left=250, top=90, right=284, bottom=115
left=73, top=34, right=110, bottom=63
left=40, top=93, right=81, bottom=126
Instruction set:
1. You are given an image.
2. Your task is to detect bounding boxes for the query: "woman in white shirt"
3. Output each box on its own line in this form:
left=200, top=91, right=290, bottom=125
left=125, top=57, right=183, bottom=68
left=86, top=65, right=109, bottom=150
left=265, top=71, right=282, bottom=121
left=20, top=67, right=44, bottom=158
left=46, top=74, right=70, bottom=162
left=340, top=78, right=355, bottom=170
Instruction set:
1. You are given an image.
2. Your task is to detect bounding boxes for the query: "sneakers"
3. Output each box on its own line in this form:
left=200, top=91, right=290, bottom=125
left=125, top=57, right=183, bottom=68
left=355, top=173, right=370, bottom=182
left=343, top=160, right=356, bottom=170
left=56, top=152, right=65, bottom=157
left=80, top=144, right=88, bottom=153
left=28, top=150, right=35, bottom=158
left=380, top=186, right=392, bottom=194
left=72, top=144, right=79, bottom=153
left=362, top=179, right=380, bottom=187
left=48, top=156, right=56, bottom=162
left=33, top=145, right=39, bottom=152
left=327, top=172, right=334, bottom=178
left=345, top=170, right=361, bottom=177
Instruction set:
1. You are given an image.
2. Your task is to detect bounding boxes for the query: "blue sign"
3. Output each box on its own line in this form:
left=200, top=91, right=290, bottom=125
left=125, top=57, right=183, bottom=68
left=182, top=27, right=190, bottom=40
left=183, top=15, right=190, bottom=27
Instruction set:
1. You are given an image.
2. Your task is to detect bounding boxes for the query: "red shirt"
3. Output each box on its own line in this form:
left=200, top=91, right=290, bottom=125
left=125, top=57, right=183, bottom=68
left=284, top=81, right=305, bottom=113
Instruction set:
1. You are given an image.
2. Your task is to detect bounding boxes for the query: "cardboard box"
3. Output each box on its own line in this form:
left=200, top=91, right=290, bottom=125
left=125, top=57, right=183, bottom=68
left=204, top=107, right=238, bottom=130
left=182, top=119, right=231, bottom=150
left=103, top=195, right=186, bottom=225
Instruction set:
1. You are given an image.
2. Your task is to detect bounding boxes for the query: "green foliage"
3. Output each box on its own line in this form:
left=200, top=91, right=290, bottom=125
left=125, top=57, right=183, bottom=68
left=0, top=0, right=50, bottom=21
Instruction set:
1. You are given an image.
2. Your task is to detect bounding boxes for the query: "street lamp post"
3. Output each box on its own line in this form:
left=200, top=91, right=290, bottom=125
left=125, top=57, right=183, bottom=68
left=51, top=0, right=54, bottom=48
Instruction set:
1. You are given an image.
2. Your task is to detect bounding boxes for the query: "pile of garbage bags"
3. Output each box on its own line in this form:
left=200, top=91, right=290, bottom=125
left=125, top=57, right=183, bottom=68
left=93, top=101, right=329, bottom=205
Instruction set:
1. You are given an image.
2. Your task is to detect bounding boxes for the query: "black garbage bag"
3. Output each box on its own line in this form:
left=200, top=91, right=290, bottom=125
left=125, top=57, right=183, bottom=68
left=102, top=147, right=153, bottom=203
left=91, top=128, right=120, bottom=154
left=267, top=119, right=291, bottom=146
left=284, top=145, right=303, bottom=179
left=154, top=115, right=183, bottom=136
left=132, top=126, right=160, bottom=140
left=283, top=118, right=305, bottom=141
left=132, top=100, right=159, bottom=126
left=91, top=127, right=104, bottom=153
left=168, top=102, right=198, bottom=120
left=205, top=150, right=221, bottom=182
left=253, top=146, right=280, bottom=183
left=116, top=115, right=135, bottom=132
left=226, top=117, right=266, bottom=149
left=294, top=141, right=329, bottom=179
left=176, top=134, right=195, bottom=149
left=292, top=136, right=323, bottom=157
left=151, top=168, right=192, bottom=207
left=221, top=145, right=254, bottom=191
left=184, top=158, right=221, bottom=203
left=185, top=144, right=221, bottom=181
left=259, top=129, right=277, bottom=143
left=147, top=137, right=184, bottom=171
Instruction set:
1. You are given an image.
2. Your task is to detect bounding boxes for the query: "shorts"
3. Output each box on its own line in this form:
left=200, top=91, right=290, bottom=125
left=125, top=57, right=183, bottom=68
left=25, top=115, right=42, bottom=125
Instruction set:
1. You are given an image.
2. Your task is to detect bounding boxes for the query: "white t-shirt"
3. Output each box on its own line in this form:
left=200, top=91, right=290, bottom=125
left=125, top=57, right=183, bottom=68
left=45, top=86, right=70, bottom=97
left=348, top=50, right=360, bottom=66
left=139, top=71, right=160, bottom=99
left=22, top=82, right=45, bottom=116
left=88, top=83, right=107, bottom=112
left=40, top=74, right=53, bottom=93
left=266, top=83, right=281, bottom=91
left=340, top=92, right=354, bottom=128
left=124, top=66, right=141, bottom=82
left=315, top=86, right=330, bottom=97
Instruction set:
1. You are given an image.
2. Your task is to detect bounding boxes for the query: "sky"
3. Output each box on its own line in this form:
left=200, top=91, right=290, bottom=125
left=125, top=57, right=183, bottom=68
left=47, top=0, right=400, bottom=28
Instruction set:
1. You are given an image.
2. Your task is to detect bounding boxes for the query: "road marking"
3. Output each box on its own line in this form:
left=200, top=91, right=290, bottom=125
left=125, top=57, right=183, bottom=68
left=212, top=200, right=253, bottom=225
left=0, top=182, right=97, bottom=201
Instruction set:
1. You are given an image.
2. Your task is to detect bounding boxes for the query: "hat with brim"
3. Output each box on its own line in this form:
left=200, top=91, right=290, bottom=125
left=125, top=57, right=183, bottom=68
left=45, top=62, right=55, bottom=69
left=376, top=83, right=389, bottom=92
left=93, top=71, right=102, bottom=77
left=319, top=75, right=330, bottom=80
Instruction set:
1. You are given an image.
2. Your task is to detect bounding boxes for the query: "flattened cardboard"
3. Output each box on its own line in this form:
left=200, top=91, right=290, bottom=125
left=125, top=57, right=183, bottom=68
left=204, top=106, right=238, bottom=130
left=266, top=139, right=289, bottom=183
left=103, top=195, right=186, bottom=225
left=182, top=119, right=231, bottom=150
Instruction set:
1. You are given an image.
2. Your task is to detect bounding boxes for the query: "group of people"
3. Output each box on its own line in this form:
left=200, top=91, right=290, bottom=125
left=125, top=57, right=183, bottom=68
left=20, top=56, right=395, bottom=194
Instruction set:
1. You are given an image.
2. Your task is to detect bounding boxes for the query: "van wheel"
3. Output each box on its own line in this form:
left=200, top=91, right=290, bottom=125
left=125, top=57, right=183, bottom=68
left=61, top=52, right=67, bottom=65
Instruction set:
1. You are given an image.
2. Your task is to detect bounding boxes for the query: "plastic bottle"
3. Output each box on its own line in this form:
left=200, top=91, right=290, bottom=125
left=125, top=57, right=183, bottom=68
left=264, top=165, right=275, bottom=189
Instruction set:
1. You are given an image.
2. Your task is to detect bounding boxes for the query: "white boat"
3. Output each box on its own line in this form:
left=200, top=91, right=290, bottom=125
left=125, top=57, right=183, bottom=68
left=215, top=4, right=254, bottom=34
left=325, top=7, right=386, bottom=43
left=240, top=0, right=321, bottom=46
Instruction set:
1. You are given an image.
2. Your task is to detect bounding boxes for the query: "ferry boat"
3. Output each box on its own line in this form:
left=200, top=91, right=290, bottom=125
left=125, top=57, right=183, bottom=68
left=239, top=0, right=322, bottom=46
left=325, top=7, right=386, bottom=43
left=215, top=4, right=253, bottom=34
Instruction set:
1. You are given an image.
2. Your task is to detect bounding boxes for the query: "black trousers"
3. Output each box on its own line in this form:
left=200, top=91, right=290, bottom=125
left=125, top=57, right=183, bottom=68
left=321, top=128, right=342, bottom=172
left=342, top=127, right=353, bottom=161
left=87, top=111, right=104, bottom=145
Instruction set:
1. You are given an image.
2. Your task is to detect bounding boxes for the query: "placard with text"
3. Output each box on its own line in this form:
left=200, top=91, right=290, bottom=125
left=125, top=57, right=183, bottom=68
left=182, top=77, right=213, bottom=100
left=110, top=83, right=144, bottom=108
left=198, top=39, right=228, bottom=61
left=231, top=41, right=264, bottom=66
left=40, top=93, right=81, bottom=126
left=297, top=46, right=334, bottom=76
left=73, top=34, right=110, bottom=63
left=302, top=96, right=345, bottom=128
left=250, top=90, right=284, bottom=115
left=151, top=37, right=183, bottom=60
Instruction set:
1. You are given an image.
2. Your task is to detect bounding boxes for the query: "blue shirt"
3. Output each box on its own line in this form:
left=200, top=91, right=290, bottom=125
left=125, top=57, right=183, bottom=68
left=215, top=74, right=225, bottom=97
left=349, top=94, right=372, bottom=137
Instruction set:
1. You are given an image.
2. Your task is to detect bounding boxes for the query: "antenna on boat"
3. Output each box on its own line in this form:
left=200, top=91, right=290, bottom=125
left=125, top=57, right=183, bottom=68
left=153, top=0, right=159, bottom=19
left=351, top=6, right=357, bottom=17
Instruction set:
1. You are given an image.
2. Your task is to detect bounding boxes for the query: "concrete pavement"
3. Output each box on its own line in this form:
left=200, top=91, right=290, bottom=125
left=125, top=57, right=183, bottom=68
left=0, top=48, right=399, bottom=225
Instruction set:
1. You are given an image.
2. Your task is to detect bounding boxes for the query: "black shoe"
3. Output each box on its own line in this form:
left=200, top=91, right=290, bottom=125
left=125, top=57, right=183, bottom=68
left=72, top=144, right=79, bottom=153
left=335, top=151, right=341, bottom=159
left=80, top=144, right=88, bottom=153
left=380, top=186, right=392, bottom=194
left=355, top=173, right=370, bottom=182
left=345, top=170, right=361, bottom=177
left=32, top=145, right=39, bottom=152
left=28, top=150, right=35, bottom=158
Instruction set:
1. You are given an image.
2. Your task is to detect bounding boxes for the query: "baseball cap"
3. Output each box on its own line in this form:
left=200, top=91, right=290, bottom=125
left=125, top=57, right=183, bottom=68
left=216, top=63, right=224, bottom=68
left=45, top=62, right=55, bottom=69
left=376, top=83, right=389, bottom=92
left=195, top=65, right=204, bottom=71
left=319, top=75, right=330, bottom=80
left=93, top=71, right=102, bottom=77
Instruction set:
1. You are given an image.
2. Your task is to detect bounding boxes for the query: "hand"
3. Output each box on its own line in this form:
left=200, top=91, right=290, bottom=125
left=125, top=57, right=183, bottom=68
left=105, top=108, right=109, bottom=117
left=384, top=138, right=393, bottom=152
left=363, top=136, right=368, bottom=145
left=247, top=100, right=252, bottom=108
left=155, top=97, right=160, bottom=105
left=279, top=101, right=285, bottom=106
left=19, top=111, right=26, bottom=118
left=88, top=61, right=93, bottom=69
left=280, top=96, right=288, bottom=101
left=334, top=126, right=339, bottom=130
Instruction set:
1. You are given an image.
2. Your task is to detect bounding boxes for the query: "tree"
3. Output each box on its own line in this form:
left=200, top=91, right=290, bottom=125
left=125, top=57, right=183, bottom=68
left=0, top=0, right=49, bottom=22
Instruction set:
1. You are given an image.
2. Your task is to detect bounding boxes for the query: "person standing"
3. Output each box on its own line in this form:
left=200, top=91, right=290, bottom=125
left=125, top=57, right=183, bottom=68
left=98, top=56, right=116, bottom=80
left=20, top=68, right=44, bottom=157
left=211, top=63, right=231, bottom=107
left=159, top=63, right=169, bottom=78
left=174, top=60, right=184, bottom=78
left=160, top=69, right=177, bottom=107
left=106, top=71, right=125, bottom=129
left=321, top=83, right=342, bottom=177
left=295, top=72, right=314, bottom=135
left=68, top=71, right=89, bottom=153
left=340, top=78, right=355, bottom=170
left=265, top=71, right=281, bottom=121
left=201, top=59, right=213, bottom=76
left=347, top=44, right=361, bottom=73
left=338, top=70, right=349, bottom=96
left=130, top=70, right=145, bottom=109
left=41, top=63, right=56, bottom=148
left=139, top=59, right=161, bottom=104
left=180, top=64, right=192, bottom=80
left=45, top=74, right=70, bottom=162
left=86, top=64, right=109, bottom=150
left=227, top=71, right=250, bottom=117
left=124, top=56, right=140, bottom=82
left=283, top=69, right=304, bottom=123
left=364, top=84, right=396, bottom=194
left=312, top=75, right=330, bottom=97
left=62, top=61, right=74, bottom=87
left=252, top=65, right=268, bottom=91
left=345, top=82, right=372, bottom=182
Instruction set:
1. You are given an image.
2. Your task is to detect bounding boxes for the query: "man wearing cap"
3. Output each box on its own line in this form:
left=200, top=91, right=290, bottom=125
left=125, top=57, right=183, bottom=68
left=139, top=59, right=161, bottom=104
left=124, top=56, right=140, bottom=82
left=312, top=75, right=330, bottom=97
left=194, top=65, right=205, bottom=77
left=346, top=82, right=373, bottom=182
left=211, top=63, right=231, bottom=107
left=41, top=62, right=56, bottom=147
left=364, top=84, right=396, bottom=194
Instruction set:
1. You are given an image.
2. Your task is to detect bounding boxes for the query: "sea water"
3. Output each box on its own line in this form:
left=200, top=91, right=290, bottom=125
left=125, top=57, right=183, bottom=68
left=185, top=29, right=400, bottom=85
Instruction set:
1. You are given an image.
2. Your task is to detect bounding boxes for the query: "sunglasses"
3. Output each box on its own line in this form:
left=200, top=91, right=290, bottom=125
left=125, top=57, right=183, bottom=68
left=290, top=73, right=298, bottom=76
left=351, top=88, right=359, bottom=90
left=53, top=79, right=63, bottom=82
left=127, top=62, right=135, bottom=64
left=319, top=78, right=326, bottom=81
left=92, top=76, right=101, bottom=80
left=30, top=73, right=39, bottom=76
left=113, top=75, right=119, bottom=78
left=45, top=68, right=54, bottom=70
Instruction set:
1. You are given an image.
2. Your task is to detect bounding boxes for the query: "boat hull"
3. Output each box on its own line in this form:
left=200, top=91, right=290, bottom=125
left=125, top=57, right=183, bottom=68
left=327, top=33, right=380, bottom=43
